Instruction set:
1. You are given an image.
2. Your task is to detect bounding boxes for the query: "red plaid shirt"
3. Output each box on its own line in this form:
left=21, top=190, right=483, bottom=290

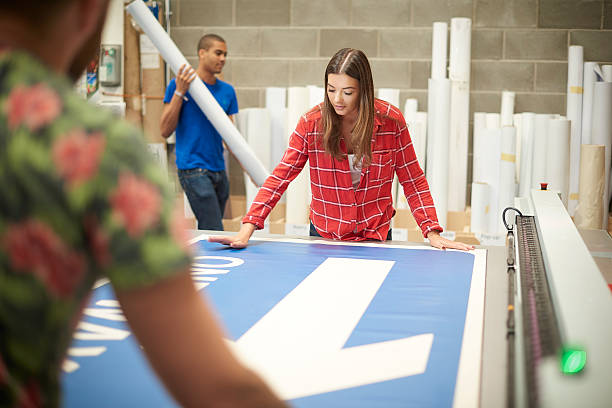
left=243, top=99, right=442, bottom=241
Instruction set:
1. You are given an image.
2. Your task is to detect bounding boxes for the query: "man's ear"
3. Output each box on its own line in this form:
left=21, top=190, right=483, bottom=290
left=198, top=48, right=206, bottom=59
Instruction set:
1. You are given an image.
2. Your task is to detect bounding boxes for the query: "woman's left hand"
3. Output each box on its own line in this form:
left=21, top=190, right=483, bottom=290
left=426, top=231, right=475, bottom=251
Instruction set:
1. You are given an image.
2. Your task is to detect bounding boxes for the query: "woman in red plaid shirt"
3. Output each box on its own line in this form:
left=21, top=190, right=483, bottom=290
left=210, top=48, right=473, bottom=251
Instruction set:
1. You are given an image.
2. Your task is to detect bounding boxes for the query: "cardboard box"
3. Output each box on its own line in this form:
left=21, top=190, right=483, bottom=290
left=394, top=209, right=418, bottom=229
left=447, top=210, right=470, bottom=232
left=225, top=195, right=246, bottom=219
left=269, top=219, right=285, bottom=235
left=222, top=216, right=242, bottom=232
left=270, top=203, right=286, bottom=222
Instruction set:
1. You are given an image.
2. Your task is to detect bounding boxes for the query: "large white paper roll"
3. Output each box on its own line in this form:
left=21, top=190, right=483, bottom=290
left=431, top=22, right=448, bottom=80
left=377, top=88, right=400, bottom=108
left=591, top=81, right=612, bottom=229
left=470, top=182, right=490, bottom=234
left=285, top=87, right=311, bottom=225
left=426, top=78, right=451, bottom=228
left=500, top=91, right=515, bottom=127
left=307, top=85, right=324, bottom=107
left=449, top=18, right=471, bottom=82
left=574, top=145, right=605, bottom=229
left=481, top=128, right=502, bottom=233
left=498, top=127, right=516, bottom=232
left=531, top=114, right=551, bottom=189
left=485, top=113, right=500, bottom=129
left=581, top=62, right=598, bottom=145
left=403, top=98, right=418, bottom=117
left=472, top=112, right=487, bottom=183
left=447, top=80, right=469, bottom=212
left=566, top=46, right=584, bottom=214
left=545, top=118, right=571, bottom=205
left=518, top=112, right=535, bottom=197
left=126, top=0, right=269, bottom=186
left=513, top=113, right=523, bottom=181
left=265, top=87, right=288, bottom=169
left=603, top=65, right=612, bottom=82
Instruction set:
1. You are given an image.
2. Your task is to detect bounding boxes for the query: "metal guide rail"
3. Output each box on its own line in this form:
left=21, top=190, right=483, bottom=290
left=513, top=215, right=562, bottom=408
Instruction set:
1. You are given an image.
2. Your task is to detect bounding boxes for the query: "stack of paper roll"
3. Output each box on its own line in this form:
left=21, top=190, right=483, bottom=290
left=546, top=118, right=571, bottom=206
left=265, top=87, right=288, bottom=173
left=531, top=114, right=552, bottom=189
left=447, top=17, right=471, bottom=212
left=426, top=21, right=450, bottom=228
left=398, top=99, right=427, bottom=210
left=471, top=112, right=487, bottom=184
left=566, top=46, right=583, bottom=214
left=518, top=112, right=535, bottom=197
left=574, top=145, right=605, bottom=229
left=582, top=62, right=598, bottom=145
left=482, top=127, right=502, bottom=233
left=591, top=81, right=612, bottom=229
left=307, top=85, right=324, bottom=107
left=285, top=87, right=311, bottom=226
left=498, top=126, right=516, bottom=232
left=513, top=113, right=522, bottom=181
left=377, top=88, right=400, bottom=108
left=500, top=91, right=515, bottom=127
left=470, top=182, right=490, bottom=234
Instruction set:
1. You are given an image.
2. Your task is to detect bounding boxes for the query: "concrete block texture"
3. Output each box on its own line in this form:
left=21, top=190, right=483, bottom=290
left=505, top=30, right=568, bottom=60
left=471, top=61, right=534, bottom=91
left=320, top=29, right=378, bottom=57
left=411, top=61, right=432, bottom=90
left=535, top=62, right=568, bottom=92
left=262, top=29, right=318, bottom=57
left=234, top=88, right=261, bottom=108
left=173, top=28, right=261, bottom=58
left=231, top=59, right=289, bottom=87
left=570, top=31, right=612, bottom=62
left=172, top=28, right=205, bottom=57
left=379, top=29, right=433, bottom=59
left=179, top=0, right=232, bottom=26
left=351, top=0, right=411, bottom=27
left=291, top=0, right=350, bottom=26
left=539, top=0, right=603, bottom=29
left=515, top=92, right=566, bottom=114
left=370, top=59, right=411, bottom=88
left=472, top=30, right=503, bottom=60
left=290, top=59, right=328, bottom=86
left=236, top=0, right=290, bottom=26
left=474, top=0, right=537, bottom=28
left=412, top=0, right=473, bottom=27
left=399, top=90, right=428, bottom=112
left=606, top=0, right=612, bottom=29
left=470, top=91, right=501, bottom=114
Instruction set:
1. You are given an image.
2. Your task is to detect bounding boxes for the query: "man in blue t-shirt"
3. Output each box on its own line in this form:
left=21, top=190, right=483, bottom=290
left=161, top=33, right=238, bottom=230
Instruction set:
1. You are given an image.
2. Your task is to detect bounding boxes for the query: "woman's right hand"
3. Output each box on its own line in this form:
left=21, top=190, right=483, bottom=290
left=208, top=223, right=256, bottom=249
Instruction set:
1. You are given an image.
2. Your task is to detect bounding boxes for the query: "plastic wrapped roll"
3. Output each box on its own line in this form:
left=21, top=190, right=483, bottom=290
left=470, top=182, right=490, bottom=234
left=581, top=62, right=599, bottom=145
left=449, top=18, right=471, bottom=82
left=566, top=46, right=584, bottom=214
left=591, top=81, right=612, bottom=229
left=431, top=22, right=448, bottom=80
left=485, top=113, right=500, bottom=129
left=472, top=112, right=487, bottom=183
left=545, top=118, right=570, bottom=206
left=481, top=128, right=502, bottom=233
left=265, top=87, right=288, bottom=169
left=426, top=78, right=451, bottom=228
left=518, top=113, right=535, bottom=197
left=447, top=79, right=470, bottom=212
left=498, top=127, right=516, bottom=232
left=574, top=145, right=605, bottom=229
left=377, top=88, right=400, bottom=108
left=126, top=0, right=269, bottom=186
left=500, top=91, right=515, bottom=127
left=531, top=114, right=552, bottom=189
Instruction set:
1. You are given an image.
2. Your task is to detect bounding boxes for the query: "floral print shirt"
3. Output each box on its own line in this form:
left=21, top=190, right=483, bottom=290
left=0, top=51, right=192, bottom=407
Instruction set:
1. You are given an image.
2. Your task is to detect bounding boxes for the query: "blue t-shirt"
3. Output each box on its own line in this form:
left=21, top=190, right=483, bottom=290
left=163, top=77, right=238, bottom=171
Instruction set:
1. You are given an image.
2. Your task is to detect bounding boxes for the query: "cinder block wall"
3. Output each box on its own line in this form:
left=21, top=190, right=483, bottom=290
left=169, top=0, right=612, bottom=195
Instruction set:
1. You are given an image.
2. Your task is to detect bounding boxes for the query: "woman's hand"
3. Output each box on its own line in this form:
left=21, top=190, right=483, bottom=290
left=208, top=223, right=256, bottom=249
left=426, top=231, right=475, bottom=251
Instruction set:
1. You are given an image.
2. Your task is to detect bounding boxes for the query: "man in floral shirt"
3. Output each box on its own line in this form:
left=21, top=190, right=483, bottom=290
left=0, top=0, right=284, bottom=407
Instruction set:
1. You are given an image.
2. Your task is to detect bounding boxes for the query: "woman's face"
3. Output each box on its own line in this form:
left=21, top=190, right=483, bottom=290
left=327, top=73, right=360, bottom=119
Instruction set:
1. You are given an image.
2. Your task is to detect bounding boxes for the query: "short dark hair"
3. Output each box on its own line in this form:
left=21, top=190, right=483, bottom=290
left=197, top=34, right=226, bottom=52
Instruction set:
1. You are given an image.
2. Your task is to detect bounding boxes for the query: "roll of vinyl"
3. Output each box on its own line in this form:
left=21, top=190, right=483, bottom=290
left=265, top=87, right=288, bottom=170
left=472, top=112, right=487, bottom=183
left=566, top=46, right=584, bottom=214
left=431, top=22, right=448, bottom=80
left=518, top=112, right=535, bottom=197
left=581, top=62, right=598, bottom=145
left=481, top=129, right=502, bottom=233
left=531, top=114, right=551, bottom=189
left=377, top=88, right=400, bottom=108
left=307, top=85, right=324, bottom=107
left=470, top=182, right=490, bottom=234
left=591, top=81, right=612, bottom=229
left=498, top=127, right=516, bottom=232
left=545, top=118, right=570, bottom=206
left=126, top=0, right=269, bottom=186
left=285, top=87, right=312, bottom=225
left=500, top=91, right=515, bottom=127
left=603, top=65, right=612, bottom=82
left=485, top=113, right=500, bottom=129
left=574, top=145, right=605, bottom=229
left=426, top=78, right=451, bottom=228
left=449, top=18, right=471, bottom=82
left=513, top=113, right=522, bottom=181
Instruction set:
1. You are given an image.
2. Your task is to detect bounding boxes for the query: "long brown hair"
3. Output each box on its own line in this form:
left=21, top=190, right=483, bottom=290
left=321, top=48, right=375, bottom=166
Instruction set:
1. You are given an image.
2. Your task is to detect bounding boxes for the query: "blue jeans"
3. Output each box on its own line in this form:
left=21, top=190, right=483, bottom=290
left=178, top=168, right=229, bottom=231
left=309, top=222, right=392, bottom=241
